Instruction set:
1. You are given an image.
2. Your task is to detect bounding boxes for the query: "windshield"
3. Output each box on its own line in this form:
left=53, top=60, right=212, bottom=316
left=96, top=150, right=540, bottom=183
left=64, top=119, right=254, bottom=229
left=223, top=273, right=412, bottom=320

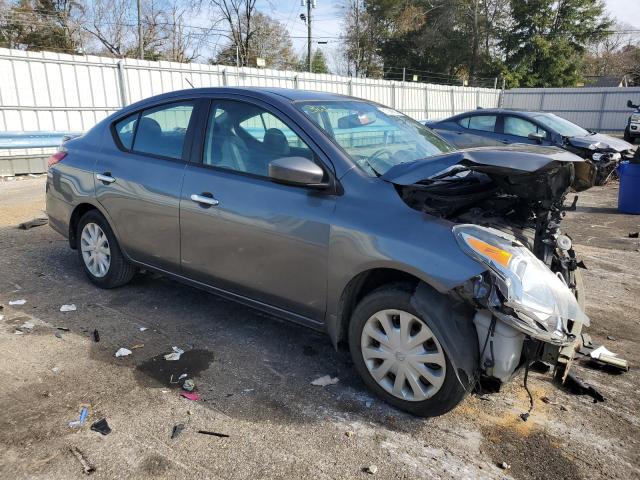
left=297, top=100, right=455, bottom=176
left=532, top=113, right=589, bottom=137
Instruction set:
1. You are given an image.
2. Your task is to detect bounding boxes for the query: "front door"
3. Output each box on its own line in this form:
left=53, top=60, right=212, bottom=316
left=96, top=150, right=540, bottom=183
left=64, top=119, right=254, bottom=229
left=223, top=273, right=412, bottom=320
left=179, top=99, right=336, bottom=322
left=95, top=100, right=198, bottom=271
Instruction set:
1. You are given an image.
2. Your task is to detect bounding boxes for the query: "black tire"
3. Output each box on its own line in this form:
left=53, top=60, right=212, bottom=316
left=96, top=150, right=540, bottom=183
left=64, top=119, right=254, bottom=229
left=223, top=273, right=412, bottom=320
left=348, top=284, right=469, bottom=417
left=624, top=127, right=632, bottom=143
left=76, top=210, right=136, bottom=288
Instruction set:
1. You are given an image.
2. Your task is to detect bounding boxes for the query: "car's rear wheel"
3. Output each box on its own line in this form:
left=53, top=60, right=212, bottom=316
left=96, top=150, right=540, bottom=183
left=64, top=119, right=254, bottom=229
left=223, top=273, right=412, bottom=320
left=77, top=210, right=136, bottom=288
left=348, top=285, right=469, bottom=417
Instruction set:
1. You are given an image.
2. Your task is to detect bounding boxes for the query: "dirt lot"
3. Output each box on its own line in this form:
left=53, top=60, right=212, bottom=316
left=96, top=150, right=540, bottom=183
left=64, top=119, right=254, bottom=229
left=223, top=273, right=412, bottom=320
left=0, top=176, right=639, bottom=479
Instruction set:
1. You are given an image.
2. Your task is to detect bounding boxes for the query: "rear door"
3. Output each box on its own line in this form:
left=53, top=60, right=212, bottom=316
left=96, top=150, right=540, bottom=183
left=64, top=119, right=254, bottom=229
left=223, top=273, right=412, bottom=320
left=179, top=97, right=336, bottom=322
left=449, top=114, right=502, bottom=148
left=95, top=100, right=200, bottom=271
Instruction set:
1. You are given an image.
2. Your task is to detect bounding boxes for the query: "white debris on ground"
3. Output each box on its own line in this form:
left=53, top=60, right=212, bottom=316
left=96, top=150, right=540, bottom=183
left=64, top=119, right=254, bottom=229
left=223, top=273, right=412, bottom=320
left=59, top=304, right=77, bottom=312
left=9, top=299, right=26, bottom=305
left=114, top=348, right=132, bottom=357
left=164, top=346, right=184, bottom=361
left=311, top=375, right=339, bottom=386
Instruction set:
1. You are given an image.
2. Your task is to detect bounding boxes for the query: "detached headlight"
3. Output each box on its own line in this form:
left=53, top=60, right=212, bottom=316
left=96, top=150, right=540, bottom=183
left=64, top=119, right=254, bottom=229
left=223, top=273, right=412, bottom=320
left=453, top=224, right=589, bottom=342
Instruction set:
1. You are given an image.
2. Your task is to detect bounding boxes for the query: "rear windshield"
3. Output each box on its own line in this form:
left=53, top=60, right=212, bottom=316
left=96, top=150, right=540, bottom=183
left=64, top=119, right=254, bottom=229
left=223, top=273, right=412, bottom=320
left=297, top=100, right=454, bottom=176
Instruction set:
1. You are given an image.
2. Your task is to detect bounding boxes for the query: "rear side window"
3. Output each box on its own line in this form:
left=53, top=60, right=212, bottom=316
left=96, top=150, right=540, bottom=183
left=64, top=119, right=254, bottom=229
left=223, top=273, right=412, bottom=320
left=120, top=102, right=194, bottom=160
left=114, top=114, right=138, bottom=150
left=458, top=115, right=497, bottom=132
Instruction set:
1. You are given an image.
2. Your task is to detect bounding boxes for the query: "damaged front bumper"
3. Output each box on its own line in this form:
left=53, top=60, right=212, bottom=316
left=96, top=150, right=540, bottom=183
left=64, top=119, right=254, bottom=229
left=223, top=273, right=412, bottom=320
left=453, top=224, right=589, bottom=383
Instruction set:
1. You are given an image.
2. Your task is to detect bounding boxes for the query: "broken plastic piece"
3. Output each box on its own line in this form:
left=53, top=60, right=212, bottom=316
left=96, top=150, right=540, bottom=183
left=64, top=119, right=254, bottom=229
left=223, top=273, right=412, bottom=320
left=197, top=430, right=229, bottom=438
left=69, top=407, right=89, bottom=428
left=93, top=329, right=100, bottom=342
left=182, top=379, right=195, bottom=392
left=629, top=232, right=639, bottom=238
left=114, top=348, right=132, bottom=357
left=16, top=321, right=35, bottom=333
left=60, top=304, right=77, bottom=312
left=9, top=299, right=26, bottom=305
left=70, top=446, right=95, bottom=474
left=139, top=327, right=148, bottom=332
left=164, top=346, right=185, bottom=361
left=310, top=375, right=339, bottom=386
left=171, top=423, right=185, bottom=439
left=18, top=217, right=48, bottom=230
left=90, top=418, right=111, bottom=436
left=181, top=392, right=200, bottom=401
left=590, top=345, right=615, bottom=360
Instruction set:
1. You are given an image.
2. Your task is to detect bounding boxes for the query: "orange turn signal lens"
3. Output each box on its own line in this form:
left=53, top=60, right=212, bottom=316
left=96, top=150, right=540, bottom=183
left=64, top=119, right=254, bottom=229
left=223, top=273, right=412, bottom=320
left=466, top=236, right=512, bottom=268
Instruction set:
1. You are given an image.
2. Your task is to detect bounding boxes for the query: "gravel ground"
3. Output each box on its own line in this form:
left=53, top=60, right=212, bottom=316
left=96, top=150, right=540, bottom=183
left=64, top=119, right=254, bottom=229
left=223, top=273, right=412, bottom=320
left=0, top=176, right=639, bottom=480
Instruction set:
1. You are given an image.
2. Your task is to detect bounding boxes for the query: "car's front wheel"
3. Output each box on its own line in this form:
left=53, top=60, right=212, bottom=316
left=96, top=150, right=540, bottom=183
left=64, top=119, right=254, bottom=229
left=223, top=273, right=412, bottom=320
left=348, top=284, right=470, bottom=417
left=77, top=210, right=136, bottom=288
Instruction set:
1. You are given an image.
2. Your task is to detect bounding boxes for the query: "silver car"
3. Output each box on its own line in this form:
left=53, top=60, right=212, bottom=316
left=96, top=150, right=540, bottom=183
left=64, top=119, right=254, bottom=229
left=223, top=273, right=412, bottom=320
left=46, top=88, right=589, bottom=416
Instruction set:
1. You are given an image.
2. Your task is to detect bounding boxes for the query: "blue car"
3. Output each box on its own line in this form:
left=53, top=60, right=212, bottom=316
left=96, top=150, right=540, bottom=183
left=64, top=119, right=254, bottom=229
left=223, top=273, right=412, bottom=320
left=426, top=109, right=636, bottom=184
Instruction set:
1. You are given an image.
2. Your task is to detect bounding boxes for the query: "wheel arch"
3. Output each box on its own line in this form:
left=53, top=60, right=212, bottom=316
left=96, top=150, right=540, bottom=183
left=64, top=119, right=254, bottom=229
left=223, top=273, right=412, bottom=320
left=68, top=201, right=121, bottom=250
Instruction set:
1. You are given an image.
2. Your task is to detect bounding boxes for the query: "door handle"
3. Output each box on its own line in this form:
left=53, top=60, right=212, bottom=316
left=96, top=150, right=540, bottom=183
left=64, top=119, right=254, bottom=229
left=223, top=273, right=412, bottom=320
left=190, top=193, right=219, bottom=206
left=96, top=172, right=116, bottom=184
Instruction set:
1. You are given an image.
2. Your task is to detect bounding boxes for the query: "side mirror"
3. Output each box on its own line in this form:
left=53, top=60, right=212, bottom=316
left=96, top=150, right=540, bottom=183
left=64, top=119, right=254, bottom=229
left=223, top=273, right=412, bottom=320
left=528, top=132, right=545, bottom=143
left=628, top=100, right=634, bottom=108
left=268, top=156, right=328, bottom=188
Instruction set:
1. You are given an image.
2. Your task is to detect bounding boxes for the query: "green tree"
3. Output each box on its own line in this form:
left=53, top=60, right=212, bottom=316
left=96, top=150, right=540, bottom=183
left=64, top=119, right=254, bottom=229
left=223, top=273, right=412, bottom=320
left=499, top=0, right=612, bottom=87
left=299, top=49, right=330, bottom=74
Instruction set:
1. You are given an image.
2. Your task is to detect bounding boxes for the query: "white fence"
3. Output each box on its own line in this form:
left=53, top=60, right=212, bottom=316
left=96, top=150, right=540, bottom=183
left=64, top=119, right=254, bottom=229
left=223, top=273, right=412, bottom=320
left=0, top=47, right=501, bottom=135
left=501, top=87, right=640, bottom=134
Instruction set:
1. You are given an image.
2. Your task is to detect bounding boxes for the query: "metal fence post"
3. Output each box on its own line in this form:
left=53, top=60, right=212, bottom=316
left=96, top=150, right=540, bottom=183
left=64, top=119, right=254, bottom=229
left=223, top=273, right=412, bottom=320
left=424, top=84, right=429, bottom=119
left=116, top=60, right=129, bottom=107
left=538, top=90, right=546, bottom=111
left=451, top=88, right=455, bottom=115
left=391, top=83, right=396, bottom=108
left=348, top=79, right=352, bottom=96
left=221, top=69, right=227, bottom=87
left=476, top=89, right=480, bottom=108
left=294, top=75, right=299, bottom=89
left=597, top=91, right=608, bottom=131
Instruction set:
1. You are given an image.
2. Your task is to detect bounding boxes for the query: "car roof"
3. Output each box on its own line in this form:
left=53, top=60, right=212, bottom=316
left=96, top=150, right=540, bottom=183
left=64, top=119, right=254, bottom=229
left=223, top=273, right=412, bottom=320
left=136, top=87, right=354, bottom=105
left=453, top=108, right=551, bottom=119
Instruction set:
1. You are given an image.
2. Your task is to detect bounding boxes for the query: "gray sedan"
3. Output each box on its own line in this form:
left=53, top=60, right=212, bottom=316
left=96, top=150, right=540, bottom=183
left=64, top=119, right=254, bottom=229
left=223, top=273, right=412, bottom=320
left=46, top=88, right=588, bottom=416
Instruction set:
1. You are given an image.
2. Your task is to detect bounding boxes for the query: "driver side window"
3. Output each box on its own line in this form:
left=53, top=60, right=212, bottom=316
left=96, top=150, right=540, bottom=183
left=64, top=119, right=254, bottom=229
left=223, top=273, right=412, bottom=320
left=203, top=101, right=313, bottom=177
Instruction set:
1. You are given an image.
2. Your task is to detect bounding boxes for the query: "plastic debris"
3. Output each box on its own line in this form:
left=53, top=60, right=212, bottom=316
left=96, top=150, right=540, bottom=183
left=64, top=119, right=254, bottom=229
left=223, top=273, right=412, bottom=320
left=18, top=217, right=48, bottom=230
left=629, top=232, right=639, bottom=238
left=139, top=327, right=148, bottom=332
left=164, top=346, right=184, bottom=361
left=197, top=430, right=229, bottom=438
left=181, top=392, right=200, bottom=401
left=93, top=329, right=100, bottom=342
left=52, top=367, right=60, bottom=373
left=60, top=304, right=77, bottom=312
left=114, top=348, right=132, bottom=357
left=345, top=431, right=355, bottom=437
left=365, top=465, right=378, bottom=475
left=499, top=462, right=511, bottom=470
left=178, top=373, right=188, bottom=380
left=56, top=327, right=70, bottom=332
left=311, top=375, right=339, bottom=386
left=131, top=344, right=144, bottom=349
left=69, top=407, right=89, bottom=428
left=590, top=345, right=616, bottom=360
left=171, top=424, right=185, bottom=439
left=16, top=321, right=35, bottom=333
left=9, top=299, right=26, bottom=306
left=70, top=446, right=95, bottom=474
left=90, top=418, right=111, bottom=436
left=182, top=379, right=195, bottom=392
left=0, top=314, right=4, bottom=321
left=560, top=372, right=605, bottom=402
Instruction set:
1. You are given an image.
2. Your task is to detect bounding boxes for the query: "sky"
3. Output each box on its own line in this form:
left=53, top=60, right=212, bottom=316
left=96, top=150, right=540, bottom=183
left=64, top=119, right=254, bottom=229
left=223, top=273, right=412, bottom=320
left=226, top=0, right=640, bottom=72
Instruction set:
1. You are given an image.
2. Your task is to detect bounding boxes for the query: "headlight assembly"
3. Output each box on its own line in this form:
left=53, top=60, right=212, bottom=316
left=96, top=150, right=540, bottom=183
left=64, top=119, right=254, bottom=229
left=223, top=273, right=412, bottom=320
left=453, top=224, right=589, bottom=344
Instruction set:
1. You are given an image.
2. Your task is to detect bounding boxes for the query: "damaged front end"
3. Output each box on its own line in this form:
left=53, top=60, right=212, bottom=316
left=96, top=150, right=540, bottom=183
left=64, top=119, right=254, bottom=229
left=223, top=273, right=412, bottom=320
left=384, top=145, right=590, bottom=387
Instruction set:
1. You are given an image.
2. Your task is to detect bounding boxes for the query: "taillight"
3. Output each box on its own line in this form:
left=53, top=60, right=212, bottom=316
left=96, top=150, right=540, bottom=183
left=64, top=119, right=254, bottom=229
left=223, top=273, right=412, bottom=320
left=47, top=150, right=67, bottom=167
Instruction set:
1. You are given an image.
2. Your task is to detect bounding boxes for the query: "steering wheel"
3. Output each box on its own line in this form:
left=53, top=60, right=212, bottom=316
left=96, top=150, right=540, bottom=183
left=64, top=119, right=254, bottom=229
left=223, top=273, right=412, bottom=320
left=366, top=148, right=395, bottom=172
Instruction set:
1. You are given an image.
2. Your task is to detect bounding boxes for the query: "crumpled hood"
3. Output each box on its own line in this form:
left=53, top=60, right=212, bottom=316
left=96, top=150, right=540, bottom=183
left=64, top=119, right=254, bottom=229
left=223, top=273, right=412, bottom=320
left=382, top=144, right=584, bottom=186
left=568, top=133, right=634, bottom=152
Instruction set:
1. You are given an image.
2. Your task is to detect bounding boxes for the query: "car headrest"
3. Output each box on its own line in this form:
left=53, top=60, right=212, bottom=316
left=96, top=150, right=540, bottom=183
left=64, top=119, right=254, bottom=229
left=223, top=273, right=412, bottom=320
left=263, top=128, right=290, bottom=156
left=138, top=117, right=162, bottom=137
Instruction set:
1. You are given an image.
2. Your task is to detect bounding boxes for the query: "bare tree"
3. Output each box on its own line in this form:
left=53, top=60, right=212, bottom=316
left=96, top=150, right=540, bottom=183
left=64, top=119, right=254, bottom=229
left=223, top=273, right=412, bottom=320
left=209, top=0, right=257, bottom=66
